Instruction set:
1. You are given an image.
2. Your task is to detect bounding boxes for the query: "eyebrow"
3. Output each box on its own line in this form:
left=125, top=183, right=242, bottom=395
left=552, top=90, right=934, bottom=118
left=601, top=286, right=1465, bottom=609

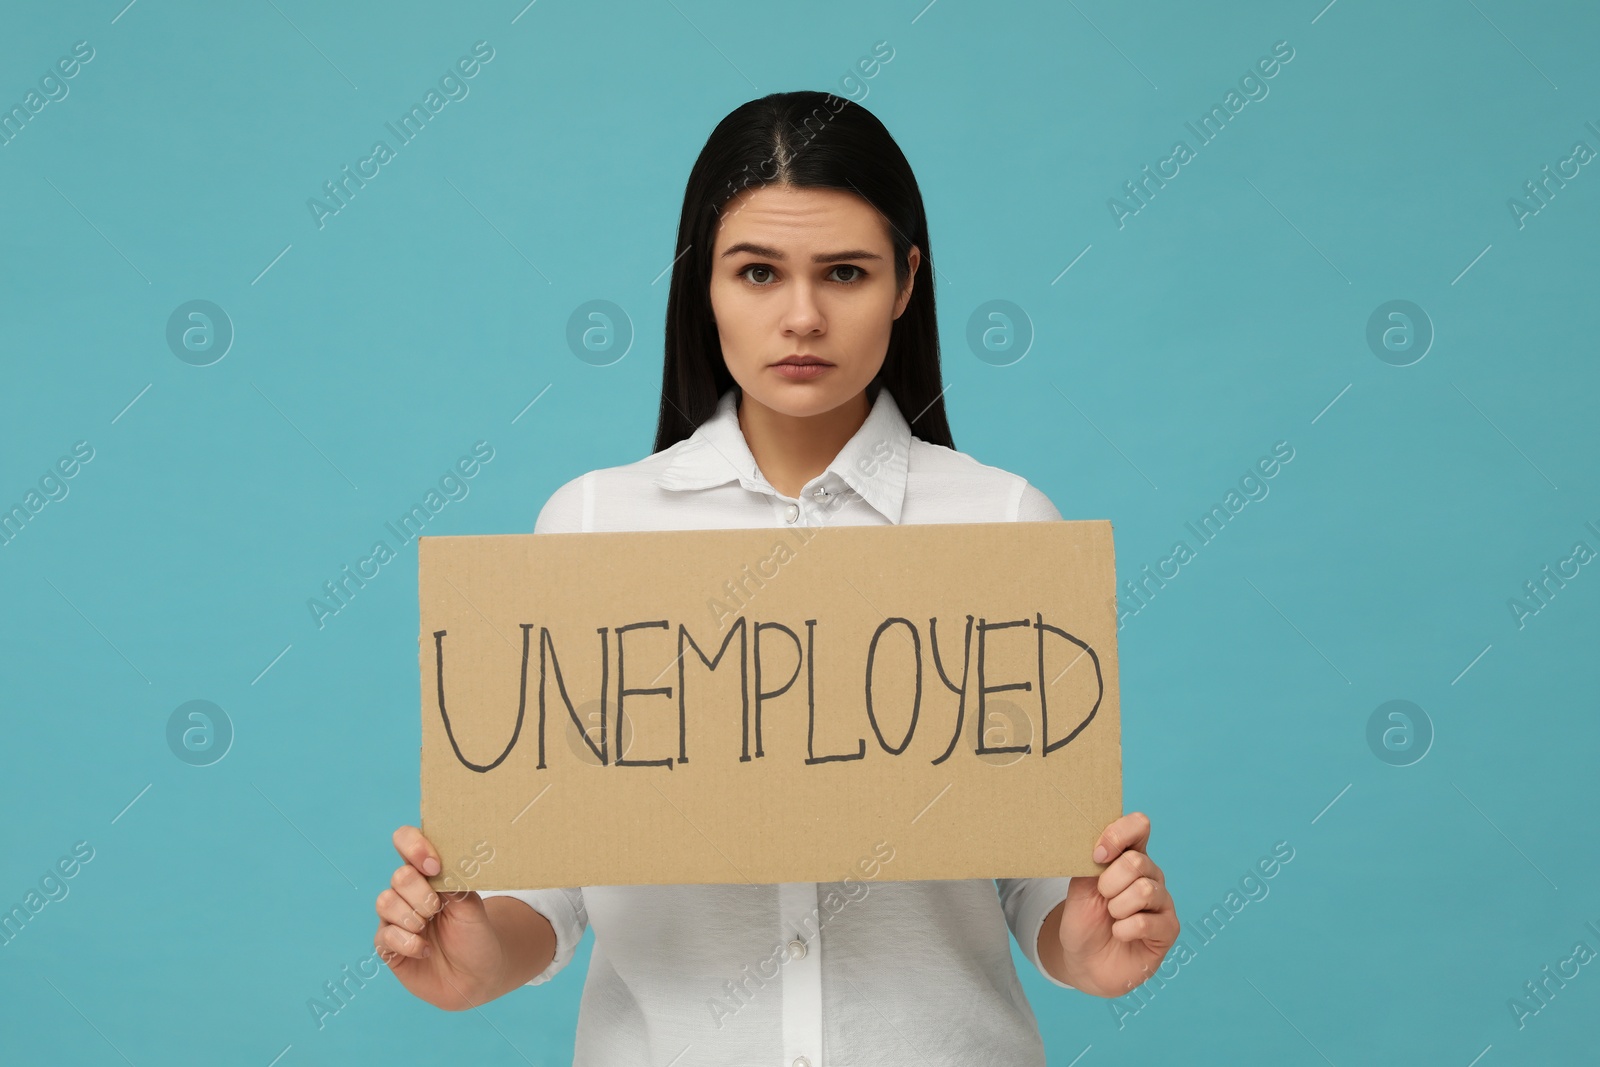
left=718, top=242, right=884, bottom=264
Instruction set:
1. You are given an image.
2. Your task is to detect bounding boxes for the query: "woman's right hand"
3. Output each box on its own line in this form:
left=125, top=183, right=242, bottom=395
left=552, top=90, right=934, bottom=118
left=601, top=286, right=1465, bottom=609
left=375, top=825, right=509, bottom=1009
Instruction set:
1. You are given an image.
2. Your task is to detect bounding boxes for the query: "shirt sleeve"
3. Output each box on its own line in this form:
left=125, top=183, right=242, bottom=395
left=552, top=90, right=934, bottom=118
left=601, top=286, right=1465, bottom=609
left=534, top=472, right=591, bottom=534
left=478, top=887, right=589, bottom=986
left=996, top=878, right=1075, bottom=989
left=472, top=476, right=595, bottom=987
left=1000, top=480, right=1075, bottom=988
left=1015, top=480, right=1064, bottom=522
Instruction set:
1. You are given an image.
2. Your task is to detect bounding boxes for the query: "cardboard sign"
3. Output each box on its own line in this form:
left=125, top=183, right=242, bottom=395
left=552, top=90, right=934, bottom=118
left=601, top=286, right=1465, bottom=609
left=418, top=521, right=1120, bottom=891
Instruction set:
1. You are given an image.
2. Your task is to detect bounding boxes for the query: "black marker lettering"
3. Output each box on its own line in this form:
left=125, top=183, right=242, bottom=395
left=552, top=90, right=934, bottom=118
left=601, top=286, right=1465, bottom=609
left=1035, top=612, right=1103, bottom=755
left=928, top=614, right=974, bottom=765
left=538, top=625, right=607, bottom=768
left=615, top=620, right=674, bottom=769
left=433, top=626, right=530, bottom=773
left=753, top=621, right=802, bottom=758
left=976, top=618, right=1032, bottom=757
left=807, top=617, right=865, bottom=764
left=441, top=609, right=1093, bottom=772
left=863, top=617, right=921, bottom=755
left=677, top=618, right=748, bottom=764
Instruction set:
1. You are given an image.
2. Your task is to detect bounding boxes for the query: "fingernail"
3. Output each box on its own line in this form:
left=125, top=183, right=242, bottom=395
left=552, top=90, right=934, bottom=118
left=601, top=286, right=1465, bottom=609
left=423, top=856, right=441, bottom=876
left=1093, top=845, right=1108, bottom=863
left=421, top=944, right=431, bottom=957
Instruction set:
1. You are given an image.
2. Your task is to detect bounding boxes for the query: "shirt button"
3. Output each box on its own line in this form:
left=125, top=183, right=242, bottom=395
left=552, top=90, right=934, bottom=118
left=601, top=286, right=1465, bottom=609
left=813, top=485, right=830, bottom=500
left=787, top=937, right=808, bottom=960
left=783, top=503, right=800, bottom=524
left=793, top=1058, right=812, bottom=1067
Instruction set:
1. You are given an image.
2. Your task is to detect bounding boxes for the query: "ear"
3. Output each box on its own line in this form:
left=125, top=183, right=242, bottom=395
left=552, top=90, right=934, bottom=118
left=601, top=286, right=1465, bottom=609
left=893, top=245, right=921, bottom=319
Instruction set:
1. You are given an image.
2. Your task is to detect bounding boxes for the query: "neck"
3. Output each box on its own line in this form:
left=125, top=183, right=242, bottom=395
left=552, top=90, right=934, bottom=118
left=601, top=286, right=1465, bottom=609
left=738, top=387, right=871, bottom=499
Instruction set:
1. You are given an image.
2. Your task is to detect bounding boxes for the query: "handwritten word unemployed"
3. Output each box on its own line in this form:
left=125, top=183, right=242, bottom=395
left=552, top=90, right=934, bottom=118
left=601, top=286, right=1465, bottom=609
left=432, top=612, right=1105, bottom=772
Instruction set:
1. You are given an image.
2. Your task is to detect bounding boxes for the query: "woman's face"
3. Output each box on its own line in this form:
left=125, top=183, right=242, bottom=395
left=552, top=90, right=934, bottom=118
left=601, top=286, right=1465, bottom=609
left=709, top=183, right=920, bottom=419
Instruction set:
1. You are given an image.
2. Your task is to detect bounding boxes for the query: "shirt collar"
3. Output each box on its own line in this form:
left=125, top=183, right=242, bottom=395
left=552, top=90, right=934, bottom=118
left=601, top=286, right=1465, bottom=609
left=653, top=386, right=913, bottom=524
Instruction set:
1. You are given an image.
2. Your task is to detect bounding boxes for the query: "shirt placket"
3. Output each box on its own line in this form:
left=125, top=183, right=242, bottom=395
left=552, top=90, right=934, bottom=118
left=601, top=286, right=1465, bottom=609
left=770, top=479, right=835, bottom=1065
left=778, top=881, right=823, bottom=1067
left=771, top=481, right=845, bottom=528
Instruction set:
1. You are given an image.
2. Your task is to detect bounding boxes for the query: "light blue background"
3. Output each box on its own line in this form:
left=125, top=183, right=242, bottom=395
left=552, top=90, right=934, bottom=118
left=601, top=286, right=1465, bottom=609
left=3, top=1, right=1597, bottom=1063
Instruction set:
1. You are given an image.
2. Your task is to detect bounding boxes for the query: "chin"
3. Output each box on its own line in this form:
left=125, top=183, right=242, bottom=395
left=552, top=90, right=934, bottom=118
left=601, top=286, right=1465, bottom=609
left=744, top=375, right=865, bottom=418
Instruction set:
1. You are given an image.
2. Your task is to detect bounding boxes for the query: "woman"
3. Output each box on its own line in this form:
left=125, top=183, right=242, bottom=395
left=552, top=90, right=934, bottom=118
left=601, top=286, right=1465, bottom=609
left=377, top=90, right=1178, bottom=1064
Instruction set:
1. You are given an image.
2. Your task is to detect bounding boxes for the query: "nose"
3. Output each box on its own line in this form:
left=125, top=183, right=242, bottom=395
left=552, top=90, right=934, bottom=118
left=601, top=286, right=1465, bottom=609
left=779, top=279, right=825, bottom=336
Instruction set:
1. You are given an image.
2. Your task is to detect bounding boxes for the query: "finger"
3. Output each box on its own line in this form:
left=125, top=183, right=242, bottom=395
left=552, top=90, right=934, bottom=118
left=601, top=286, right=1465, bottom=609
left=391, top=862, right=444, bottom=919
left=1096, top=848, right=1164, bottom=900
left=1092, top=811, right=1151, bottom=865
left=377, top=887, right=428, bottom=935
left=370, top=929, right=409, bottom=970
left=1110, top=909, right=1179, bottom=945
left=393, top=825, right=443, bottom=878
left=376, top=920, right=432, bottom=960
left=371, top=938, right=406, bottom=972
left=1106, top=876, right=1172, bottom=921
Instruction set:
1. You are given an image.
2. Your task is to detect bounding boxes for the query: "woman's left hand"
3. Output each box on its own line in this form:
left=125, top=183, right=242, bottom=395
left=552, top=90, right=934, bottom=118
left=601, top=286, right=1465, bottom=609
left=1054, top=812, right=1180, bottom=997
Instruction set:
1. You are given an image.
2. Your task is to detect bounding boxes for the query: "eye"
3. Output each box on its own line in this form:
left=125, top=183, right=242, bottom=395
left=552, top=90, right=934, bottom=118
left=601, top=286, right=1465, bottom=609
left=736, top=264, right=867, bottom=287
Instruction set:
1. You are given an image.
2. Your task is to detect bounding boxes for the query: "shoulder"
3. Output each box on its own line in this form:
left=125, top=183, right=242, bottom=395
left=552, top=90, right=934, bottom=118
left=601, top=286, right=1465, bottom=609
left=533, top=475, right=586, bottom=534
left=533, top=440, right=695, bottom=534
left=906, top=438, right=1063, bottom=522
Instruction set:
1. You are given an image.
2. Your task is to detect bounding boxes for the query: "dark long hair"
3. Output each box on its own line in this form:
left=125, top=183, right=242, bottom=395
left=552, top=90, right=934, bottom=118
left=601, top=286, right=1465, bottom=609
left=652, top=91, right=954, bottom=453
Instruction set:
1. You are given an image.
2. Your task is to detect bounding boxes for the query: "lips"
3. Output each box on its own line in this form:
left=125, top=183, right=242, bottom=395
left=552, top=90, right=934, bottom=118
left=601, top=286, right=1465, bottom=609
left=770, top=356, right=834, bottom=380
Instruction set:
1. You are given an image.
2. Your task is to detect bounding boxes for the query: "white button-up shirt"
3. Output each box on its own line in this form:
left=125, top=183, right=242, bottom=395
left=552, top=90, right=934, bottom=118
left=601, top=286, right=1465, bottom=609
left=481, top=385, right=1075, bottom=1066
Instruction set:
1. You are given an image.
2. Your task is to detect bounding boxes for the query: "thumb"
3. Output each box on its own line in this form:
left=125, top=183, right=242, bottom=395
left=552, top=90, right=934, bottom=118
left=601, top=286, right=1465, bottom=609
left=1064, top=874, right=1103, bottom=905
left=431, top=884, right=493, bottom=925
